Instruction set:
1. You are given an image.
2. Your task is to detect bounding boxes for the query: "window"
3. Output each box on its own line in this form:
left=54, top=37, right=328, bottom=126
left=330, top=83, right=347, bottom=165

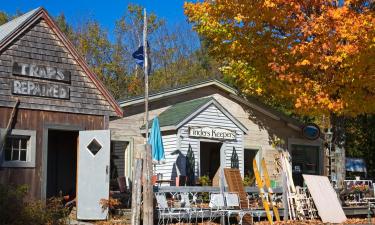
left=291, top=144, right=320, bottom=186
left=1, top=129, right=36, bottom=168
left=5, top=136, right=30, bottom=162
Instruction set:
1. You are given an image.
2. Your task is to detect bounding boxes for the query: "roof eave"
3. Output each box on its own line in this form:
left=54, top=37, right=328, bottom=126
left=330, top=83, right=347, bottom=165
left=0, top=8, right=123, bottom=117
left=119, top=80, right=237, bottom=107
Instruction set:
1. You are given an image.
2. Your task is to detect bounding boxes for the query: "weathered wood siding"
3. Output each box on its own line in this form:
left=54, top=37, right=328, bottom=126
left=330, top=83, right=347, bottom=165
left=0, top=18, right=116, bottom=116
left=0, top=107, right=105, bottom=199
left=179, top=104, right=244, bottom=177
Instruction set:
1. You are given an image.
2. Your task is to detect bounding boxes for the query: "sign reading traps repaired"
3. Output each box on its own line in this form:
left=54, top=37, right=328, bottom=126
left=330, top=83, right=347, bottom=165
left=11, top=62, right=70, bottom=99
left=12, top=80, right=70, bottom=99
left=189, top=126, right=236, bottom=140
left=12, top=62, right=71, bottom=83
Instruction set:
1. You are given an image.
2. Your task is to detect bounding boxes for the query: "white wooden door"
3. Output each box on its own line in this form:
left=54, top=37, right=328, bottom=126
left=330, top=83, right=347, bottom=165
left=77, top=130, right=110, bottom=220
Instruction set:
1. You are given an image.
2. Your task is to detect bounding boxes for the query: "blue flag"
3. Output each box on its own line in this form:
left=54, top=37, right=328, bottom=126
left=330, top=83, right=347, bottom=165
left=132, top=45, right=145, bottom=66
left=132, top=42, right=151, bottom=72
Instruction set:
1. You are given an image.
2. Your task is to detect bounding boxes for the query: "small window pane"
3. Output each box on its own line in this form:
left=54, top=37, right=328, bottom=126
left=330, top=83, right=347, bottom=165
left=20, top=150, right=27, bottom=161
left=5, top=139, right=12, bottom=148
left=12, top=138, right=19, bottom=149
left=20, top=139, right=27, bottom=149
left=12, top=150, right=19, bottom=160
left=5, top=148, right=11, bottom=161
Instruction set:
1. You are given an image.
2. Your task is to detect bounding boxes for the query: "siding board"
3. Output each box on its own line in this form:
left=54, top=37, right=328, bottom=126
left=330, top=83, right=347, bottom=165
left=0, top=19, right=116, bottom=116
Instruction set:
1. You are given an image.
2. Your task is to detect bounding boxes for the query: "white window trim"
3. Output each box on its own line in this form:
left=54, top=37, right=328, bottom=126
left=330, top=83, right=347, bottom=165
left=1, top=129, right=36, bottom=168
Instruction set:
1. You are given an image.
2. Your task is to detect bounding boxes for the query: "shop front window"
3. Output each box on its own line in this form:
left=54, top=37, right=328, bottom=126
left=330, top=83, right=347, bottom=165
left=291, top=144, right=320, bottom=186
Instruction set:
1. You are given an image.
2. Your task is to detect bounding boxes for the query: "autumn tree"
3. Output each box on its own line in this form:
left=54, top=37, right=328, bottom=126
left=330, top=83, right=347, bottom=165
left=185, top=0, right=375, bottom=117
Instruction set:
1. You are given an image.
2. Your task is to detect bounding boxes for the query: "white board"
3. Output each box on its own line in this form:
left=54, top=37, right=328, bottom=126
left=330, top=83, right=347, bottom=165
left=303, top=174, right=347, bottom=223
left=77, top=130, right=110, bottom=220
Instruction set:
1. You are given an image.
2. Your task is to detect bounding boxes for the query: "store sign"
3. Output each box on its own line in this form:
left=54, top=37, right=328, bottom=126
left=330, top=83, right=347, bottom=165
left=188, top=126, right=236, bottom=140
left=12, top=80, right=70, bottom=99
left=12, top=62, right=71, bottom=83
left=302, top=123, right=320, bottom=140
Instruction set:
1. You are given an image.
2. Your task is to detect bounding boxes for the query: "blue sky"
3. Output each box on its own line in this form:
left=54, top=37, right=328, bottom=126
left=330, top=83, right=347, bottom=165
left=2, top=0, right=190, bottom=36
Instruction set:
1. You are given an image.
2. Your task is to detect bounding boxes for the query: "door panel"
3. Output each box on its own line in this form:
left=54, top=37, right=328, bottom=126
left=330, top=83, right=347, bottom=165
left=77, top=130, right=110, bottom=220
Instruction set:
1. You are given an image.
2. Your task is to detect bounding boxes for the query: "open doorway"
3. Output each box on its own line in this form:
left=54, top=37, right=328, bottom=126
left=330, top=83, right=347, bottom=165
left=46, top=130, right=78, bottom=198
left=244, top=149, right=258, bottom=186
left=200, top=142, right=222, bottom=180
left=110, top=140, right=131, bottom=191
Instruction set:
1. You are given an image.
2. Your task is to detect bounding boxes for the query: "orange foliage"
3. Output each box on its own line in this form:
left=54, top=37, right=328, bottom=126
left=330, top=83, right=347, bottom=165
left=185, top=0, right=375, bottom=116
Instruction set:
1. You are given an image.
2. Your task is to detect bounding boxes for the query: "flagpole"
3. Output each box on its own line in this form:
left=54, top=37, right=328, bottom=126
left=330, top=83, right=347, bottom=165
left=142, top=8, right=154, bottom=225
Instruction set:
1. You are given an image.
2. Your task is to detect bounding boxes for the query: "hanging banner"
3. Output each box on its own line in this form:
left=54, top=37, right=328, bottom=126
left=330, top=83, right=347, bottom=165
left=188, top=126, right=236, bottom=140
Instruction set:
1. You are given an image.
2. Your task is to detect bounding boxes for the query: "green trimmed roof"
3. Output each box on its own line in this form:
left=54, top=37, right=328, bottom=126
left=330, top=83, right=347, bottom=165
left=142, top=97, right=213, bottom=129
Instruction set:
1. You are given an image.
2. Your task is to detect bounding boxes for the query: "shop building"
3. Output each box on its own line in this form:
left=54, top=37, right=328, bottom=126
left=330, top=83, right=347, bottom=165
left=110, top=80, right=325, bottom=186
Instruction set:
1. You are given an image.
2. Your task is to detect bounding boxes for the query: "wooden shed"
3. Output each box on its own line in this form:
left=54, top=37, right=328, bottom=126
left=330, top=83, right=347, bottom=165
left=0, top=7, right=122, bottom=213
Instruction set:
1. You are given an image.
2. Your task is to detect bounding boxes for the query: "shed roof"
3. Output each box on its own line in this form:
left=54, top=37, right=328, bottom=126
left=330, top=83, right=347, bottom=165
left=0, top=7, right=123, bottom=117
left=0, top=8, right=40, bottom=43
left=142, top=97, right=248, bottom=132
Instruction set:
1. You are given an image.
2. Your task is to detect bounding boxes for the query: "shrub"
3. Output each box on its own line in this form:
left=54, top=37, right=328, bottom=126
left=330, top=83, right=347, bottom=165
left=0, top=184, right=69, bottom=225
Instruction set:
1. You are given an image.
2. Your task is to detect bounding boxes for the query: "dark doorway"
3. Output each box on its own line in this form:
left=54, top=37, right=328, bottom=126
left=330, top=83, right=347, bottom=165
left=244, top=149, right=258, bottom=186
left=46, top=130, right=78, bottom=198
left=200, top=142, right=222, bottom=180
left=291, top=145, right=320, bottom=186
left=110, top=141, right=129, bottom=191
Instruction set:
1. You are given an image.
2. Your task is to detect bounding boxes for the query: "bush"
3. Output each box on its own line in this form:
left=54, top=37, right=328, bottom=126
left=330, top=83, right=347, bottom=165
left=0, top=184, right=69, bottom=225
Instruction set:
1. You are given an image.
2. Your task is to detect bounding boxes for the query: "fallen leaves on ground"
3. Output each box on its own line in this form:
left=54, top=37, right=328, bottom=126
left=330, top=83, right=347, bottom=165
left=254, top=218, right=375, bottom=225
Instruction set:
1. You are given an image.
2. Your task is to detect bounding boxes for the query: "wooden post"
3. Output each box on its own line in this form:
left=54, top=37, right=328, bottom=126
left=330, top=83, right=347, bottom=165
left=143, top=144, right=153, bottom=225
left=0, top=99, right=20, bottom=156
left=142, top=8, right=154, bottom=225
left=282, top=171, right=289, bottom=221
left=131, top=145, right=144, bottom=225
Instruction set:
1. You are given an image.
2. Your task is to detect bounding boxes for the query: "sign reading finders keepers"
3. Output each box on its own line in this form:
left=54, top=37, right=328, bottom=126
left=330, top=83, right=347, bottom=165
left=12, top=62, right=70, bottom=99
left=189, top=126, right=236, bottom=140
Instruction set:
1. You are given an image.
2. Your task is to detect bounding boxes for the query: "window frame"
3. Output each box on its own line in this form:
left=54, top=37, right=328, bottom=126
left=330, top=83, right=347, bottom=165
left=1, top=129, right=36, bottom=168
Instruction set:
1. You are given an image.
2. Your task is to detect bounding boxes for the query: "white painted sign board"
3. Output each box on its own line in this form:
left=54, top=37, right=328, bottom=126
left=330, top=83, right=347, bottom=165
left=77, top=130, right=110, bottom=220
left=303, top=174, right=347, bottom=223
left=189, top=126, right=236, bottom=140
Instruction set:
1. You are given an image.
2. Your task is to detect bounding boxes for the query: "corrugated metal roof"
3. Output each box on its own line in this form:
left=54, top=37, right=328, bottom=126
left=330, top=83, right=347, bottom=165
left=0, top=7, right=41, bottom=44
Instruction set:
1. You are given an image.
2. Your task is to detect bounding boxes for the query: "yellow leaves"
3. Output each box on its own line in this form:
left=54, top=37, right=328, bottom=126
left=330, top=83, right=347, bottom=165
left=234, top=14, right=245, bottom=23
left=185, top=0, right=375, bottom=117
left=263, top=0, right=276, bottom=8
left=297, top=59, right=311, bottom=66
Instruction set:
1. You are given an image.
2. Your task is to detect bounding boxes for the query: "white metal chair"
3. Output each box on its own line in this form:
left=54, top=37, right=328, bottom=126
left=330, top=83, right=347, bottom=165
left=208, top=193, right=226, bottom=223
left=155, top=193, right=186, bottom=225
left=224, top=192, right=254, bottom=225
left=178, top=192, right=195, bottom=223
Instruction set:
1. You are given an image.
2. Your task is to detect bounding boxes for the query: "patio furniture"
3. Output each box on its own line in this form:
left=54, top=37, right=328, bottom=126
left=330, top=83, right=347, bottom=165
left=208, top=193, right=226, bottom=223
left=224, top=192, right=254, bottom=225
left=155, top=193, right=189, bottom=225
